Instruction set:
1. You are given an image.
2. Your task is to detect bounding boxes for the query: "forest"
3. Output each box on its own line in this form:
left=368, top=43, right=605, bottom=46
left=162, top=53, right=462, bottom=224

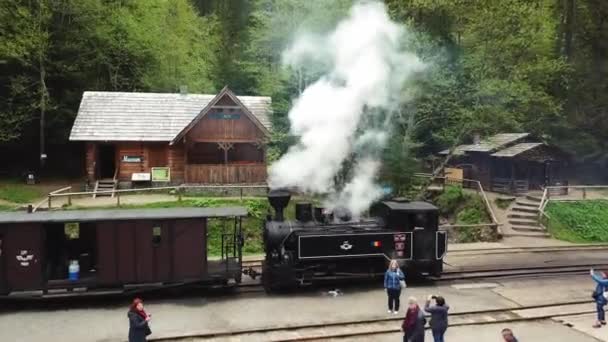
left=0, top=0, right=606, bottom=188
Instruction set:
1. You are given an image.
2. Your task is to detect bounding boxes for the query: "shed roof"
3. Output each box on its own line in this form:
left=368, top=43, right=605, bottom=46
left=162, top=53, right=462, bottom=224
left=69, top=91, right=272, bottom=142
left=0, top=207, right=248, bottom=224
left=491, top=142, right=544, bottom=158
left=438, top=133, right=530, bottom=155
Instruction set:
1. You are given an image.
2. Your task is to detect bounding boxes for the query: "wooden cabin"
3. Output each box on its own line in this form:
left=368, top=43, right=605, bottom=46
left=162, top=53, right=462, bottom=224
left=0, top=207, right=246, bottom=296
left=69, top=86, right=271, bottom=188
left=438, top=133, right=569, bottom=194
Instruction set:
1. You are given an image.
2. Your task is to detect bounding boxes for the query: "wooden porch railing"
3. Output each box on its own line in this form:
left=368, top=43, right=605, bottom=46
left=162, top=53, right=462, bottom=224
left=185, top=164, right=267, bottom=184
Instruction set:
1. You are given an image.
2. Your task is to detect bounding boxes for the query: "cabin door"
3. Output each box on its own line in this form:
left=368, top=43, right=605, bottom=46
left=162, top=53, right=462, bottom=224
left=5, top=224, right=43, bottom=291
left=98, top=144, right=116, bottom=179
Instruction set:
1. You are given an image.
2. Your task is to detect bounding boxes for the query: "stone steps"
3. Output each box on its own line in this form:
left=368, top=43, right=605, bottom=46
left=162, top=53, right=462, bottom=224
left=510, top=224, right=546, bottom=233
left=508, top=218, right=540, bottom=227
left=504, top=193, right=546, bottom=237
left=511, top=206, right=539, bottom=213
left=515, top=200, right=539, bottom=208
left=507, top=212, right=538, bottom=219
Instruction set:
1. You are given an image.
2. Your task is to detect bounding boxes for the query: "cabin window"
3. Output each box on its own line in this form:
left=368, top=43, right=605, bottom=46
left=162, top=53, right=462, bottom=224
left=152, top=226, right=162, bottom=246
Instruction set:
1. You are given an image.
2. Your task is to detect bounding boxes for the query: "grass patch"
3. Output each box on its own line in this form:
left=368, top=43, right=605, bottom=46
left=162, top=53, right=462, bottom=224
left=545, top=200, right=608, bottom=242
left=0, top=181, right=45, bottom=204
left=0, top=204, right=17, bottom=211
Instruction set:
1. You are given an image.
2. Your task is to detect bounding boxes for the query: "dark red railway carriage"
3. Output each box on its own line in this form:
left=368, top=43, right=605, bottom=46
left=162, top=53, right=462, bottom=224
left=0, top=207, right=246, bottom=297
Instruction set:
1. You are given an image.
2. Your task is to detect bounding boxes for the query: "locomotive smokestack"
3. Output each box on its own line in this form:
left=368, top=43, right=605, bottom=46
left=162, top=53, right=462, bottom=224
left=268, top=188, right=291, bottom=221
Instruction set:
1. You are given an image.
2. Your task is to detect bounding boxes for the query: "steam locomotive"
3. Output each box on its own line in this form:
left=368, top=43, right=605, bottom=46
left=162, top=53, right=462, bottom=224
left=262, top=189, right=447, bottom=292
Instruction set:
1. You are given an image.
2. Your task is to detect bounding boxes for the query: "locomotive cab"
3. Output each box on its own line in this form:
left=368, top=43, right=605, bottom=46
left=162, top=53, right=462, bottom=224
left=370, top=200, right=446, bottom=275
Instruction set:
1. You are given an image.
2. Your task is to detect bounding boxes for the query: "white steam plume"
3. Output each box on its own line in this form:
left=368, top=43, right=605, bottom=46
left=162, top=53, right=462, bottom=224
left=268, top=1, right=425, bottom=216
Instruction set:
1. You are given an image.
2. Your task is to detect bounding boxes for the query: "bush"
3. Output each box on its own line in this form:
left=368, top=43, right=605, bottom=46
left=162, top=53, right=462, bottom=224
left=435, top=185, right=466, bottom=215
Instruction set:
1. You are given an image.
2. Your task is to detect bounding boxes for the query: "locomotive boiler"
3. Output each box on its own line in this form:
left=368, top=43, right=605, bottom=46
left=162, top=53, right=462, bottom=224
left=262, top=189, right=447, bottom=292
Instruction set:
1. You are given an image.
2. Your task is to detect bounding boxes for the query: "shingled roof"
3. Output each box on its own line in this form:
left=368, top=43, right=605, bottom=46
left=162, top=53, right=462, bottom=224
left=438, top=133, right=530, bottom=155
left=491, top=142, right=544, bottom=158
left=69, top=90, right=272, bottom=142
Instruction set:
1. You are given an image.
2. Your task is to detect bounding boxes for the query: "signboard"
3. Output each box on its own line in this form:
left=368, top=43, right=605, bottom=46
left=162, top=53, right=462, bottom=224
left=209, top=112, right=241, bottom=120
left=131, top=173, right=151, bottom=181
left=151, top=167, right=170, bottom=182
left=444, top=167, right=463, bottom=183
left=122, top=155, right=142, bottom=163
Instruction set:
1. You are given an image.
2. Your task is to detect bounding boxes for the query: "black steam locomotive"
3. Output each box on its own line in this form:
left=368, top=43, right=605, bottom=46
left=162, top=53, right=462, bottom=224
left=262, top=189, right=447, bottom=292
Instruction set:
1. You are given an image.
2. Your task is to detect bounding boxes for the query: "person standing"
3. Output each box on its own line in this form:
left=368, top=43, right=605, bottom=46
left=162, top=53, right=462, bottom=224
left=425, top=295, right=449, bottom=342
left=384, top=259, right=405, bottom=314
left=590, top=268, right=608, bottom=328
left=402, top=296, right=426, bottom=342
left=501, top=328, right=518, bottom=342
left=128, top=298, right=152, bottom=342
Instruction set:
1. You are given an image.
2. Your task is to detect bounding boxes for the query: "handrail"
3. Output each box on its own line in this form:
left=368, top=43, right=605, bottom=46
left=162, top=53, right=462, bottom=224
left=47, top=184, right=268, bottom=198
left=50, top=186, right=72, bottom=195
left=33, top=186, right=73, bottom=212
left=414, top=174, right=500, bottom=226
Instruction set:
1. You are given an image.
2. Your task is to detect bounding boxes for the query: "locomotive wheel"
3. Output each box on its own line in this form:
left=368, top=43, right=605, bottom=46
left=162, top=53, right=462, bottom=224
left=262, top=262, right=278, bottom=293
left=430, top=261, right=443, bottom=277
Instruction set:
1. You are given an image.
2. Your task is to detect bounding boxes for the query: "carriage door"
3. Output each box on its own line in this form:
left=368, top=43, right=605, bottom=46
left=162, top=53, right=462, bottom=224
left=5, top=224, right=43, bottom=291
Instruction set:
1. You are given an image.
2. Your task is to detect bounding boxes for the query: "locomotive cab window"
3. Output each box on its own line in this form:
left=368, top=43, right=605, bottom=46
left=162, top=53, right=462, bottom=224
left=409, top=213, right=427, bottom=230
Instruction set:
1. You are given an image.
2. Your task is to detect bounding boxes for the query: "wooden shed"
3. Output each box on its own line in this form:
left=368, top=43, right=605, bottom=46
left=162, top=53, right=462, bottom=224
left=0, top=207, right=247, bottom=296
left=69, top=86, right=272, bottom=190
left=438, top=133, right=569, bottom=194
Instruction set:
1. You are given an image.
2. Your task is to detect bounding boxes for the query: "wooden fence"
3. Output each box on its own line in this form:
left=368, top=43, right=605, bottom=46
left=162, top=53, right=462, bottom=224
left=38, top=184, right=269, bottom=212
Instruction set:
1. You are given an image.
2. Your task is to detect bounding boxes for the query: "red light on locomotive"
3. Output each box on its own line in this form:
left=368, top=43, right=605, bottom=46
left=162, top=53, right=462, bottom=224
left=372, top=241, right=381, bottom=247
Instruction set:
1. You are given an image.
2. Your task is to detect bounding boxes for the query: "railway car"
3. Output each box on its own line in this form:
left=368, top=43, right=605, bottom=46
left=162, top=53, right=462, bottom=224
left=0, top=207, right=246, bottom=298
left=262, top=189, right=447, bottom=292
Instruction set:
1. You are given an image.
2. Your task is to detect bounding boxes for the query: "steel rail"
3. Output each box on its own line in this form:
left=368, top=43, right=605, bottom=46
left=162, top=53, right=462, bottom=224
left=148, top=300, right=595, bottom=341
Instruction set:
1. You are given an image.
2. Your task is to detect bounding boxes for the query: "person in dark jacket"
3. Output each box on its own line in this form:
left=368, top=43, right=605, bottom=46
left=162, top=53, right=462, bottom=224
left=425, top=295, right=449, bottom=342
left=384, top=259, right=405, bottom=314
left=402, top=297, right=425, bottom=342
left=501, top=328, right=518, bottom=342
left=128, top=298, right=152, bottom=342
left=591, top=268, right=608, bottom=328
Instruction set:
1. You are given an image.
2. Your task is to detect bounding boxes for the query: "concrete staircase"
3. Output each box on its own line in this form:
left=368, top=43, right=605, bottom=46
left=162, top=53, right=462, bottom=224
left=505, top=193, right=549, bottom=237
left=93, top=179, right=117, bottom=198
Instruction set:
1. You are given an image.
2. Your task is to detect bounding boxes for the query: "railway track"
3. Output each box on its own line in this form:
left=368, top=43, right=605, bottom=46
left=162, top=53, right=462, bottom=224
left=150, top=300, right=595, bottom=341
left=240, top=243, right=608, bottom=269
left=233, top=263, right=608, bottom=296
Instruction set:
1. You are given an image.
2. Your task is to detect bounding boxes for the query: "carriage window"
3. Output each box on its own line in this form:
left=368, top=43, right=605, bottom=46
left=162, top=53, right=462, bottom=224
left=152, top=226, right=162, bottom=246
left=64, top=223, right=80, bottom=239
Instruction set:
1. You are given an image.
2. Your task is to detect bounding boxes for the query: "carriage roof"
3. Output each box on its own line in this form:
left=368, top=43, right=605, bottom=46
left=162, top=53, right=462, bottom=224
left=0, top=207, right=248, bottom=224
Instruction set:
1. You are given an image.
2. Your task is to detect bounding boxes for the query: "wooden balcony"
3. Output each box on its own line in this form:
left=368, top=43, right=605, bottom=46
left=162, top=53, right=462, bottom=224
left=184, top=164, right=267, bottom=184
